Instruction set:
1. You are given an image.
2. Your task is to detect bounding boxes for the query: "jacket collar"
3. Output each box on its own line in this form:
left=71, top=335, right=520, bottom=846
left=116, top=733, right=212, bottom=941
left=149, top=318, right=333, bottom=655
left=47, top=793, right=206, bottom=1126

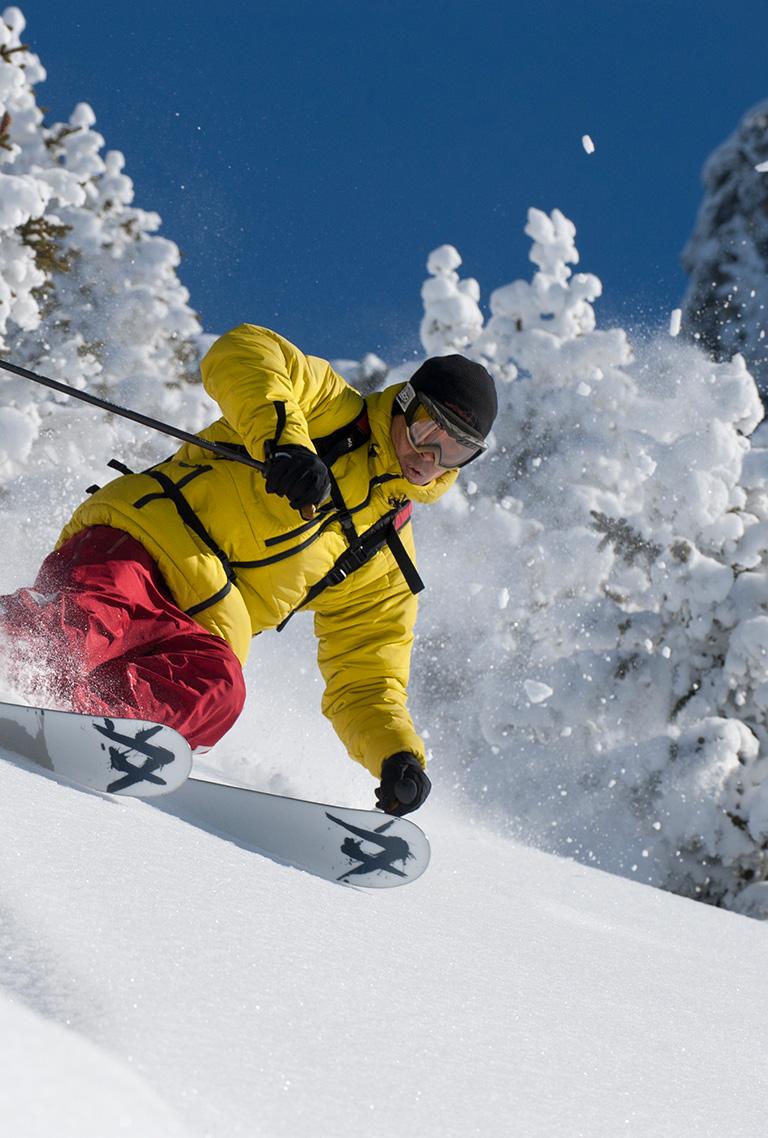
left=365, top=384, right=459, bottom=504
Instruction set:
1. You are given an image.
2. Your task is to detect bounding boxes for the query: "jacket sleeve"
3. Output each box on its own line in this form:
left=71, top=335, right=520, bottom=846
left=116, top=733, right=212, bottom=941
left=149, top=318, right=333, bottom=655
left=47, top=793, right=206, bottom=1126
left=313, top=564, right=426, bottom=779
left=200, top=324, right=354, bottom=460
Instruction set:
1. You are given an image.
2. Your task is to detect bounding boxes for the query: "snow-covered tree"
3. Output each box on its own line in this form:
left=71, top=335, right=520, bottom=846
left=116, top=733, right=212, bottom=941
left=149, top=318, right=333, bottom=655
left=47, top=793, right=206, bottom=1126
left=419, top=244, right=484, bottom=356
left=0, top=9, right=53, bottom=349
left=0, top=5, right=211, bottom=501
left=681, top=100, right=768, bottom=395
left=412, top=209, right=768, bottom=913
left=476, top=208, right=603, bottom=379
left=23, top=102, right=203, bottom=395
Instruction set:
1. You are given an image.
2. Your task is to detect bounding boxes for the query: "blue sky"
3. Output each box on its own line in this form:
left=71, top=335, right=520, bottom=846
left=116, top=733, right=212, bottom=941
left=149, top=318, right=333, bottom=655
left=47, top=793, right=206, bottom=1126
left=17, top=0, right=768, bottom=363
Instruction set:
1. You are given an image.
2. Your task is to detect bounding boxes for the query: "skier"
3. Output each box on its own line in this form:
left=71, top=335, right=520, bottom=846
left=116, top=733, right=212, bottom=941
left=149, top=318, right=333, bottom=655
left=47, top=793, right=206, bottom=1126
left=0, top=325, right=497, bottom=815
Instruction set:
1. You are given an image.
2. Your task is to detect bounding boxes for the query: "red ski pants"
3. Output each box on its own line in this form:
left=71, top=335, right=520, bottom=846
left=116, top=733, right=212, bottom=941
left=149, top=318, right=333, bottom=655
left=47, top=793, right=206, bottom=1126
left=0, top=526, right=246, bottom=749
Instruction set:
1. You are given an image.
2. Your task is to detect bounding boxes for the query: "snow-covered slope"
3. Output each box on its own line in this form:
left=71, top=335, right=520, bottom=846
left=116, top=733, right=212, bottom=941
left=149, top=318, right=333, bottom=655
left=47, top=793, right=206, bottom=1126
left=2, top=736, right=768, bottom=1138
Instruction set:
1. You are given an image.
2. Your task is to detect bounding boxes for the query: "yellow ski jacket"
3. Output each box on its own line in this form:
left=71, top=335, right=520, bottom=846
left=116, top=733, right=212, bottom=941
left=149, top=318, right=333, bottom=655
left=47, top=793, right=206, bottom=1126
left=58, top=325, right=458, bottom=776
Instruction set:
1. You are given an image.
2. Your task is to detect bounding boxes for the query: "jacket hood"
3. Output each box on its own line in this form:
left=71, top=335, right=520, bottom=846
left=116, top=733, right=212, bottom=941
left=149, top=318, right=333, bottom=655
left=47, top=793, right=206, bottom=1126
left=365, top=383, right=459, bottom=505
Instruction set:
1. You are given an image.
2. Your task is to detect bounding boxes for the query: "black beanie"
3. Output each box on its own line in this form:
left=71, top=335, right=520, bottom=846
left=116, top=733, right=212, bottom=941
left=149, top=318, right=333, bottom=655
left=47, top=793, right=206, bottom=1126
left=408, top=355, right=497, bottom=438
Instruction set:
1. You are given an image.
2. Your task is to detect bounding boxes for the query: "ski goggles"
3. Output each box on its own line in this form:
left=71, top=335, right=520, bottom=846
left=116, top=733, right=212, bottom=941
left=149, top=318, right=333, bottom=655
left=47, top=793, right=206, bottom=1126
left=395, top=382, right=487, bottom=468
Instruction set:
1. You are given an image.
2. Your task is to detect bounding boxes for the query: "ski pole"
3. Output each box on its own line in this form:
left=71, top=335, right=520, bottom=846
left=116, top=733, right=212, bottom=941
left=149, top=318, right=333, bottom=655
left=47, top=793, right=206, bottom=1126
left=0, top=357, right=318, bottom=520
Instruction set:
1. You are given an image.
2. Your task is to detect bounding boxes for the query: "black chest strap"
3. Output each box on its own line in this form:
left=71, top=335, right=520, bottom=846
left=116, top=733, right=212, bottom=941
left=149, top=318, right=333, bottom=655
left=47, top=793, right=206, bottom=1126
left=136, top=468, right=237, bottom=585
left=384, top=519, right=424, bottom=595
left=276, top=501, right=423, bottom=631
left=312, top=405, right=370, bottom=467
left=315, top=406, right=371, bottom=547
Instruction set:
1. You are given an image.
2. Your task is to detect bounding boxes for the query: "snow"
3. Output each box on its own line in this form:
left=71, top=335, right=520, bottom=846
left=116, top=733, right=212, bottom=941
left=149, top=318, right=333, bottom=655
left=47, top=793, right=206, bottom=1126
left=3, top=733, right=768, bottom=1138
left=0, top=994, right=190, bottom=1138
left=0, top=404, right=35, bottom=462
left=524, top=678, right=553, bottom=703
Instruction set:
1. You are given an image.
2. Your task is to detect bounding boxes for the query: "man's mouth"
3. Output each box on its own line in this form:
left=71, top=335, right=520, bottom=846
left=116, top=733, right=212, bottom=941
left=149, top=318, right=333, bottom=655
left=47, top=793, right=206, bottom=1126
left=405, top=462, right=425, bottom=480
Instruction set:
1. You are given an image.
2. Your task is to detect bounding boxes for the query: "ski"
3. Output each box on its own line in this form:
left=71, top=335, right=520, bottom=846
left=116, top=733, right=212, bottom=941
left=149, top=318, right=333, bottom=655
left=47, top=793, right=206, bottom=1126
left=157, top=776, right=431, bottom=889
left=0, top=701, right=193, bottom=797
left=0, top=700, right=430, bottom=887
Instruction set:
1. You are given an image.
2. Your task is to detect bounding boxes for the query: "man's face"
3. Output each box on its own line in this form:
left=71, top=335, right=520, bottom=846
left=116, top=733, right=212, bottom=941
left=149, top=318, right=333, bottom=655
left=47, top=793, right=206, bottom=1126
left=390, top=412, right=450, bottom=485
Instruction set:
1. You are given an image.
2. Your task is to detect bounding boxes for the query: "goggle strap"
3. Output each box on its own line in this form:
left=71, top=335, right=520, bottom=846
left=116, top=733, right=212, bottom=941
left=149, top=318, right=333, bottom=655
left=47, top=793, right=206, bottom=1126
left=418, top=391, right=486, bottom=451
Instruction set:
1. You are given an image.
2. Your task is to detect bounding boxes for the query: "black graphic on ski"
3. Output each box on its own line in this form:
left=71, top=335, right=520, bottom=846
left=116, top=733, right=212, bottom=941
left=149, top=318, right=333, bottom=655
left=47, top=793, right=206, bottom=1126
left=93, top=719, right=177, bottom=793
left=326, top=812, right=414, bottom=881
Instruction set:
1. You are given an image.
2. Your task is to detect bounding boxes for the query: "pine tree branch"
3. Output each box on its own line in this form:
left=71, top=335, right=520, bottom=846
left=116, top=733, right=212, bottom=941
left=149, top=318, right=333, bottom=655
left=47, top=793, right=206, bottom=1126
left=590, top=510, right=663, bottom=567
left=0, top=44, right=29, bottom=63
left=18, top=217, right=74, bottom=274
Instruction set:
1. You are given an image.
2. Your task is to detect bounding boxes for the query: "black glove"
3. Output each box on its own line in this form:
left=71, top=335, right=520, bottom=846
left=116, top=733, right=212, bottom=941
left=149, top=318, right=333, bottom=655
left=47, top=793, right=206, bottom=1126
left=265, top=444, right=331, bottom=511
left=375, top=752, right=431, bottom=816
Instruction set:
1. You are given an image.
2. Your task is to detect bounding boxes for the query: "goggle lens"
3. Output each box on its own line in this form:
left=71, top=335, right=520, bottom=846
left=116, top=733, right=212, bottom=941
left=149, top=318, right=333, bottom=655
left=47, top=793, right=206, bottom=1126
left=406, top=400, right=485, bottom=468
